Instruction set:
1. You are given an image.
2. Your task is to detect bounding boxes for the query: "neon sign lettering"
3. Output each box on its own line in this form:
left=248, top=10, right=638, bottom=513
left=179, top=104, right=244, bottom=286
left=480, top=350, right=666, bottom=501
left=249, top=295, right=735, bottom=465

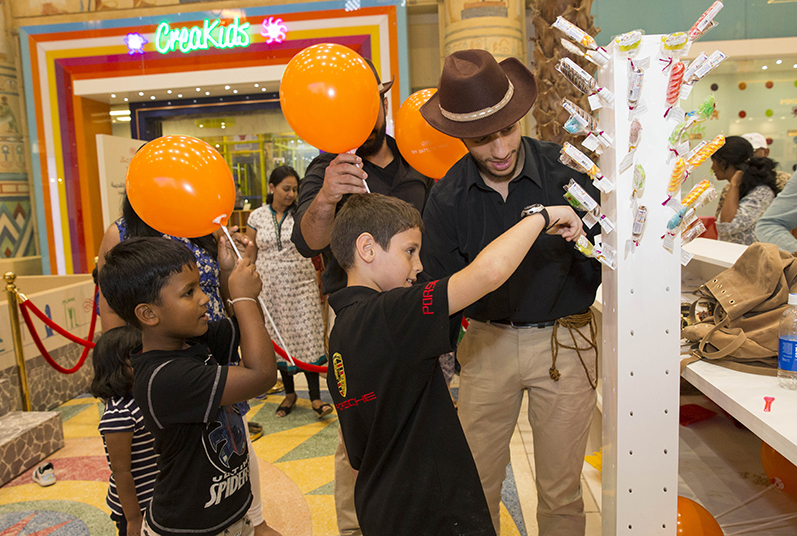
left=155, top=18, right=251, bottom=54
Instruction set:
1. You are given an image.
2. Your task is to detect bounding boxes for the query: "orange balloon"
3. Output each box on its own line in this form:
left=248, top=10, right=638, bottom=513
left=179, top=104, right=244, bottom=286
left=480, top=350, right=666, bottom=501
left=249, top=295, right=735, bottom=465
left=280, top=44, right=380, bottom=154
left=395, top=88, right=468, bottom=180
left=125, top=136, right=235, bottom=238
left=761, top=441, right=797, bottom=497
left=676, top=496, right=723, bottom=536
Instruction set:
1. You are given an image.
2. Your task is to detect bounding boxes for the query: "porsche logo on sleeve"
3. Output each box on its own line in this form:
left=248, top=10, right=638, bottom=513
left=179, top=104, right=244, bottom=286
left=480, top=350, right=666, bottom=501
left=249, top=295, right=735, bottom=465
left=333, top=352, right=347, bottom=397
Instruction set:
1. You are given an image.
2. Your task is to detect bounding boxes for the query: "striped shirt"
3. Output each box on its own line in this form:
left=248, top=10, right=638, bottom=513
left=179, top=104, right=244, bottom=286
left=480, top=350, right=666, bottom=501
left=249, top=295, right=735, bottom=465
left=98, top=395, right=158, bottom=518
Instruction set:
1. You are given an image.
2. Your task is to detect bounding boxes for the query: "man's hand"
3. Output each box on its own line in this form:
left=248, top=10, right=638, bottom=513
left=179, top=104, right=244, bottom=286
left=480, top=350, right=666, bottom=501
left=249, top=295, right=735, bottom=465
left=544, top=206, right=584, bottom=242
left=317, top=153, right=368, bottom=206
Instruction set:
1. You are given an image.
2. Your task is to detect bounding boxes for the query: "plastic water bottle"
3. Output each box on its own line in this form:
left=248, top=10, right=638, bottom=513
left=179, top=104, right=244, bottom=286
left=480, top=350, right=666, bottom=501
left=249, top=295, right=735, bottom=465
left=778, top=293, right=797, bottom=389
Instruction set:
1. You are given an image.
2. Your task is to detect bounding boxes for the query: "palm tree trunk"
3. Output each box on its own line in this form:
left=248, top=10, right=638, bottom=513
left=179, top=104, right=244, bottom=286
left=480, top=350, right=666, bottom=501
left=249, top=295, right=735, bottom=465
left=529, top=0, right=600, bottom=145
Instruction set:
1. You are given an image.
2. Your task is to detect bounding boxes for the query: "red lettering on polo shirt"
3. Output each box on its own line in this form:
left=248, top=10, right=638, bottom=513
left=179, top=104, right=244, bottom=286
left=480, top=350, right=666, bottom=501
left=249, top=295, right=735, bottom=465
left=335, top=392, right=378, bottom=412
left=422, top=280, right=438, bottom=315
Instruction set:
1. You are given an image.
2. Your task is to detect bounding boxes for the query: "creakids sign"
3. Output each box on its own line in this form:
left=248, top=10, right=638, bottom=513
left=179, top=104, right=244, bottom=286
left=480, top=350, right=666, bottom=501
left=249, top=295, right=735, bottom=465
left=155, top=18, right=251, bottom=54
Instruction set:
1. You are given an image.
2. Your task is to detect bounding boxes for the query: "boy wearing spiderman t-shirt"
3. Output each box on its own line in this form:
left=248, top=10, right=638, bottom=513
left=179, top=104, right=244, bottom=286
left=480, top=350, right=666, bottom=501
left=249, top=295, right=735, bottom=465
left=326, top=194, right=583, bottom=535
left=99, top=236, right=279, bottom=536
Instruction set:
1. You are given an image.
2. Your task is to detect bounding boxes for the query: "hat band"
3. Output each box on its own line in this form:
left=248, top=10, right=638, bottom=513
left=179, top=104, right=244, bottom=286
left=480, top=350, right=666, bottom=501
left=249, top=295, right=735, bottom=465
left=438, top=79, right=514, bottom=123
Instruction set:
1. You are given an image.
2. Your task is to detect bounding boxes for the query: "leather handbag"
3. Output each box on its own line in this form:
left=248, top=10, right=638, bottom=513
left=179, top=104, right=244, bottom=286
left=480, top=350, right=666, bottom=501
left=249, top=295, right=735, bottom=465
left=681, top=243, right=797, bottom=375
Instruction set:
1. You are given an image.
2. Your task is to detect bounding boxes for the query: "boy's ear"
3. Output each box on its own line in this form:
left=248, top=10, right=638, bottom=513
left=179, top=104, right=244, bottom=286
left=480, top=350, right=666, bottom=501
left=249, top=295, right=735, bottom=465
left=135, top=303, right=159, bottom=328
left=355, top=232, right=377, bottom=265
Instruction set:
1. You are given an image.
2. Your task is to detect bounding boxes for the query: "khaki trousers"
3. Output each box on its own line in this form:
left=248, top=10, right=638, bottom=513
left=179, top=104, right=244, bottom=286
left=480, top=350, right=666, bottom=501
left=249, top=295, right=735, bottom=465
left=334, top=426, right=362, bottom=535
left=457, top=320, right=597, bottom=536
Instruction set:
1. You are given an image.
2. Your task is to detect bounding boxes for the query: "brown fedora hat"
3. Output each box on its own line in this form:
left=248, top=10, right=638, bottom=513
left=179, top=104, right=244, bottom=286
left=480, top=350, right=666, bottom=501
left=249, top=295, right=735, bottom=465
left=364, top=57, right=394, bottom=96
left=420, top=49, right=537, bottom=139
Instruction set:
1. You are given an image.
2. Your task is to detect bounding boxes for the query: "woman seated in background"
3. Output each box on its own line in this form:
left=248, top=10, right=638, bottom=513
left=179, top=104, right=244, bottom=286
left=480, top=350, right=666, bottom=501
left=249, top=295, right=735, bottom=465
left=246, top=166, right=331, bottom=419
left=713, top=136, right=780, bottom=245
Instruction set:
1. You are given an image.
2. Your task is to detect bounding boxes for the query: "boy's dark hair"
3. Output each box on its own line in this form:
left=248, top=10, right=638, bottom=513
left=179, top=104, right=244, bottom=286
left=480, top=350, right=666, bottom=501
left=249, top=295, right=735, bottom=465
left=90, top=325, right=142, bottom=401
left=98, top=237, right=196, bottom=328
left=330, top=193, right=424, bottom=269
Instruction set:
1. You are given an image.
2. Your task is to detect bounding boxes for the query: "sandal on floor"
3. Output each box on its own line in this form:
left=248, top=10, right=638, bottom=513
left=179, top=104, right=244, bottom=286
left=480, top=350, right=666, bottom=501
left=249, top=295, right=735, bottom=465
left=313, top=403, right=333, bottom=419
left=275, top=395, right=297, bottom=418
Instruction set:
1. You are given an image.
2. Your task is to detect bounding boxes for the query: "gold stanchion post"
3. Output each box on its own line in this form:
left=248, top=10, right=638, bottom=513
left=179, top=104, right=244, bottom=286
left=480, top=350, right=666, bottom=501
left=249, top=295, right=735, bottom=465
left=5, top=271, right=31, bottom=411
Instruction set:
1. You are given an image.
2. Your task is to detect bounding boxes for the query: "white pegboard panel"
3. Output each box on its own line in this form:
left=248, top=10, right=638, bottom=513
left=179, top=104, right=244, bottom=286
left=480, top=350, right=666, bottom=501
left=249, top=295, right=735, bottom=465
left=598, top=36, right=682, bottom=535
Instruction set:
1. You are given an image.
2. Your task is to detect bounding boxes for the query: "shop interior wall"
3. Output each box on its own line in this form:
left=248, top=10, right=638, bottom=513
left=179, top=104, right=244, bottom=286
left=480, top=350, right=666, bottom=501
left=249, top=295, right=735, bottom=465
left=73, top=97, right=112, bottom=269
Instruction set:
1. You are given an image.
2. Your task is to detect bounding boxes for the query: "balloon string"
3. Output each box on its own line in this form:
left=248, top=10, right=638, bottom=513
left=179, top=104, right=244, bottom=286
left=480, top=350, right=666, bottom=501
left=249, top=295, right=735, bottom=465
left=220, top=225, right=298, bottom=369
left=721, top=512, right=797, bottom=529
left=723, top=513, right=797, bottom=535
left=714, top=482, right=778, bottom=519
left=346, top=148, right=370, bottom=193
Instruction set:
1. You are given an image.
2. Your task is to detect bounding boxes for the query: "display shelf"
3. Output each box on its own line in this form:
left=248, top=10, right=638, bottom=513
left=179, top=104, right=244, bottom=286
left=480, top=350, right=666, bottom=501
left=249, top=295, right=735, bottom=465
left=681, top=361, right=797, bottom=466
left=683, top=237, right=747, bottom=269
left=680, top=237, right=797, bottom=467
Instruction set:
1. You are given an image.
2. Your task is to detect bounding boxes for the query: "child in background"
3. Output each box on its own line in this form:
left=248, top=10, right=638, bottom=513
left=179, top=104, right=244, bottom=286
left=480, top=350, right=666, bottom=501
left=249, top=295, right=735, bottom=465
left=99, top=236, right=280, bottom=536
left=326, top=194, right=583, bottom=535
left=91, top=325, right=157, bottom=536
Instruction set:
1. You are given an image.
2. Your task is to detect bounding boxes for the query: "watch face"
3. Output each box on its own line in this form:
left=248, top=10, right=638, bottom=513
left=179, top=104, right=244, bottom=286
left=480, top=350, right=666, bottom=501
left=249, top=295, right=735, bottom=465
left=522, top=204, right=544, bottom=217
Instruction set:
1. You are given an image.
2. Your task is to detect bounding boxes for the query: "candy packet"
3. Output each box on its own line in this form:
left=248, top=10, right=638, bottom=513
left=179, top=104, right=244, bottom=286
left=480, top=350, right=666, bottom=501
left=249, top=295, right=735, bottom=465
left=556, top=58, right=615, bottom=111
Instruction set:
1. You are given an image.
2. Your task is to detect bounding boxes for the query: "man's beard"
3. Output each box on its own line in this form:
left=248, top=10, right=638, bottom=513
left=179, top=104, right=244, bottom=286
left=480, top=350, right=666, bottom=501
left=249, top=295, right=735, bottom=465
left=356, top=120, right=387, bottom=158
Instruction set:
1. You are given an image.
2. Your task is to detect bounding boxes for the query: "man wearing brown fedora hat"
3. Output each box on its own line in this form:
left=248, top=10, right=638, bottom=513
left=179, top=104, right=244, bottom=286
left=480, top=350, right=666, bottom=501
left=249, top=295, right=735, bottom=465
left=420, top=49, right=601, bottom=536
left=291, top=59, right=435, bottom=536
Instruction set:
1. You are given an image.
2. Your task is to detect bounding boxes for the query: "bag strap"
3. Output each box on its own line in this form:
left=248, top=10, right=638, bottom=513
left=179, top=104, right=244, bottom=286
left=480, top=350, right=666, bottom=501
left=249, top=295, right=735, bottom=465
left=697, top=315, right=748, bottom=359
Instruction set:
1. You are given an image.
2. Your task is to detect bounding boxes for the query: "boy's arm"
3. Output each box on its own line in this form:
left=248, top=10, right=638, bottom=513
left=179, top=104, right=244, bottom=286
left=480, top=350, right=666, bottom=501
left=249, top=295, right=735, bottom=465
left=448, top=205, right=582, bottom=315
left=220, top=242, right=277, bottom=406
left=104, top=431, right=143, bottom=536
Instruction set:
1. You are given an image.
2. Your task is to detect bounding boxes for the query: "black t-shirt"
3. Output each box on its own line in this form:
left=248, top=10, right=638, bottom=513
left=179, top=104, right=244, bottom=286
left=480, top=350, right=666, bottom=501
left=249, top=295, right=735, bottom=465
left=291, top=135, right=435, bottom=295
left=327, top=278, right=494, bottom=536
left=131, top=318, right=252, bottom=536
left=422, top=136, right=601, bottom=323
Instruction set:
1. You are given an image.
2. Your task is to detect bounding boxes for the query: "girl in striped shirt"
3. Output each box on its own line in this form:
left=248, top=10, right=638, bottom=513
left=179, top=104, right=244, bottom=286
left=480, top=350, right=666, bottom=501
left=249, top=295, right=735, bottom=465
left=91, top=326, right=158, bottom=536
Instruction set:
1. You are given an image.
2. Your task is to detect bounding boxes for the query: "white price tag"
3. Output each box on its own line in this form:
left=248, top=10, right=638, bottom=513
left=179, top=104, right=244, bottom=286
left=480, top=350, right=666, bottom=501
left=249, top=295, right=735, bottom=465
left=635, top=56, right=651, bottom=70
left=680, top=84, right=694, bottom=100
left=680, top=248, right=694, bottom=266
left=619, top=151, right=635, bottom=173
left=598, top=215, right=615, bottom=234
left=582, top=211, right=599, bottom=229
left=666, top=197, right=682, bottom=212
left=594, top=177, right=615, bottom=194
left=676, top=140, right=691, bottom=157
left=582, top=134, right=601, bottom=152
left=666, top=106, right=686, bottom=122
left=629, top=101, right=648, bottom=120
left=588, top=94, right=602, bottom=111
left=662, top=233, right=675, bottom=253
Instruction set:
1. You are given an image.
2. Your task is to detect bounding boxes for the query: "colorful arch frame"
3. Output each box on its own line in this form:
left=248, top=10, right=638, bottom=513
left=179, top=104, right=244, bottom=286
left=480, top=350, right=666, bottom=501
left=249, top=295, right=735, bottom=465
left=19, top=1, right=407, bottom=274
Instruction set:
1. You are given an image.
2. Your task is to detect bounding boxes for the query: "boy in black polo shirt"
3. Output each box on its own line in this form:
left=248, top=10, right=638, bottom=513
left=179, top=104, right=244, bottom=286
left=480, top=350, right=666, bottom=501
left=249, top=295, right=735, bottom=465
left=326, top=194, right=582, bottom=535
left=99, top=237, right=279, bottom=536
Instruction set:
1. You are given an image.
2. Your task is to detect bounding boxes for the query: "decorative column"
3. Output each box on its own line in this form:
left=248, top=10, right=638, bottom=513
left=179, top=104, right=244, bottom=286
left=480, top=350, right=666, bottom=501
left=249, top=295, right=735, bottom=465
left=0, top=2, right=35, bottom=260
left=440, top=0, right=526, bottom=64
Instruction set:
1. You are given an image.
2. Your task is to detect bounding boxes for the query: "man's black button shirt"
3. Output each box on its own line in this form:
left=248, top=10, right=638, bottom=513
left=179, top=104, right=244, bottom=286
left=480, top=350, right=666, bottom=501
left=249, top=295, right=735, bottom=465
left=421, top=136, right=601, bottom=324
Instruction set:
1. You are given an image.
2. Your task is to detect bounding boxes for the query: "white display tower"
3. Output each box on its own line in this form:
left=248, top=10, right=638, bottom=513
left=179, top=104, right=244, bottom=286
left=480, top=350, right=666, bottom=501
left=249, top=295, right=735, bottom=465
left=597, top=36, right=683, bottom=535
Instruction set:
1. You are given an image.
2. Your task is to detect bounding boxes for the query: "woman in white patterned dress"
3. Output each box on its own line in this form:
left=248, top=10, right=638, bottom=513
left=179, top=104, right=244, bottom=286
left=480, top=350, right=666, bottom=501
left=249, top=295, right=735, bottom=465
left=246, top=166, right=331, bottom=418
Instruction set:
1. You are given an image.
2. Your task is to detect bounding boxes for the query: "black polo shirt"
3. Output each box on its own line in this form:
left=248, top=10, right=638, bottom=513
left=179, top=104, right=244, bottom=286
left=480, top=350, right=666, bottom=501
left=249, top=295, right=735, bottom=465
left=291, top=135, right=435, bottom=295
left=421, top=136, right=601, bottom=324
left=327, top=278, right=494, bottom=536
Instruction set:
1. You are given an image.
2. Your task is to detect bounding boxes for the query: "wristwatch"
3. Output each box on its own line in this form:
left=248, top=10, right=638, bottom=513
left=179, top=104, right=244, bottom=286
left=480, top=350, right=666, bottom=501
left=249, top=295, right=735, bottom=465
left=521, top=204, right=550, bottom=230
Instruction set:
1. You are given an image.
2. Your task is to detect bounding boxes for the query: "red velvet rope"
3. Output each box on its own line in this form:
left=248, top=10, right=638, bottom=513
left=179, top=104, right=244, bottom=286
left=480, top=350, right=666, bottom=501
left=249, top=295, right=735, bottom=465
left=18, top=287, right=99, bottom=374
left=272, top=341, right=328, bottom=373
